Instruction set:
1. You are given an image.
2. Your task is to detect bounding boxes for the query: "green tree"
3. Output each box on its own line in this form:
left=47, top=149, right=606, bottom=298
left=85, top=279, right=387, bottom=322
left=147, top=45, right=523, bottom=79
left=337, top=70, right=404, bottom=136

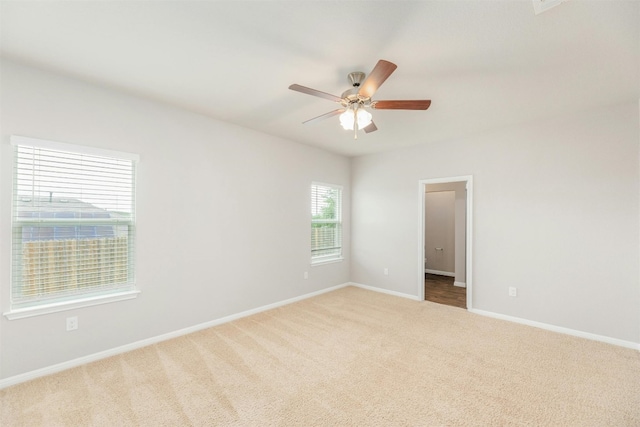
left=312, top=190, right=336, bottom=227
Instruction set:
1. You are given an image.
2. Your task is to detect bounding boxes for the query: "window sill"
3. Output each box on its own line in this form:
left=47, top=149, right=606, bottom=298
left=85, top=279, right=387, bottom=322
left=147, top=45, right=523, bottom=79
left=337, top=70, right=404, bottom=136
left=3, top=290, right=141, bottom=320
left=311, top=257, right=344, bottom=266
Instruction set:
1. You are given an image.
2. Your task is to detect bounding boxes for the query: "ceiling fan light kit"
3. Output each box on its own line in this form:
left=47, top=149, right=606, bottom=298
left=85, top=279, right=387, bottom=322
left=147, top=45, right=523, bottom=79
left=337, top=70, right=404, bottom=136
left=289, top=59, right=431, bottom=139
left=340, top=108, right=372, bottom=131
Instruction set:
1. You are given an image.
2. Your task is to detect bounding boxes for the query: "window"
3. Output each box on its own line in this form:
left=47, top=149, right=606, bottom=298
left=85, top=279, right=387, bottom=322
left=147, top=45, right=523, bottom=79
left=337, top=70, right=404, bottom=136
left=8, top=136, right=139, bottom=317
left=311, top=182, right=343, bottom=264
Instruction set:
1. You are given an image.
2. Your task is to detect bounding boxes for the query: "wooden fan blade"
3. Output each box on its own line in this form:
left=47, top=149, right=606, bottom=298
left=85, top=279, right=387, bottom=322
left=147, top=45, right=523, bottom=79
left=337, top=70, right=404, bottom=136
left=372, top=100, right=431, bottom=110
left=289, top=84, right=343, bottom=103
left=363, top=121, right=378, bottom=133
left=358, top=60, right=398, bottom=99
left=302, top=109, right=345, bottom=124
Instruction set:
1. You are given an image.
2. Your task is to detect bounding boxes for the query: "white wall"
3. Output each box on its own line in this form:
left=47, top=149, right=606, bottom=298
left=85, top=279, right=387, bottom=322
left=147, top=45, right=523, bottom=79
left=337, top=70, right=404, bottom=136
left=0, top=60, right=351, bottom=379
left=453, top=185, right=466, bottom=285
left=425, top=182, right=466, bottom=284
left=425, top=190, right=455, bottom=273
left=352, top=102, right=640, bottom=343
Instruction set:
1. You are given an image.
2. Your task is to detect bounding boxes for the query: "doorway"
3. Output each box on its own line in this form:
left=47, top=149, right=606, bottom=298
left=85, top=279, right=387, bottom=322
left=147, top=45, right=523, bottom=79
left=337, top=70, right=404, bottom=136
left=419, top=176, right=473, bottom=309
left=424, top=273, right=466, bottom=308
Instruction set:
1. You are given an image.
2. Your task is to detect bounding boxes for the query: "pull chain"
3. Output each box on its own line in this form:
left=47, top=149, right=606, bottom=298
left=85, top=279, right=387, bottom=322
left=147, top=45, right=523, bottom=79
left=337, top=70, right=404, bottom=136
left=354, top=104, right=359, bottom=140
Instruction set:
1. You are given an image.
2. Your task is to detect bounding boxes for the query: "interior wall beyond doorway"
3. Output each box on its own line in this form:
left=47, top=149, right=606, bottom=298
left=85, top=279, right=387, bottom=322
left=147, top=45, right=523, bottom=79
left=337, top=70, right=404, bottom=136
left=425, top=190, right=456, bottom=273
left=425, top=182, right=466, bottom=287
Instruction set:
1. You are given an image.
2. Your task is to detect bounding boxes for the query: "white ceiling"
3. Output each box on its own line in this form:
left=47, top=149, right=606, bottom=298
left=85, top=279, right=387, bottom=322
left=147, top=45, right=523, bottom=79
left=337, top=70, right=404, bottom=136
left=1, top=1, right=638, bottom=157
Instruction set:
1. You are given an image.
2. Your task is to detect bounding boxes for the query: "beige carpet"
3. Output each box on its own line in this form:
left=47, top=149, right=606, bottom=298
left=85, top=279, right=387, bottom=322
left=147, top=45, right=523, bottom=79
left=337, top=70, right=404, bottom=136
left=2, top=286, right=640, bottom=426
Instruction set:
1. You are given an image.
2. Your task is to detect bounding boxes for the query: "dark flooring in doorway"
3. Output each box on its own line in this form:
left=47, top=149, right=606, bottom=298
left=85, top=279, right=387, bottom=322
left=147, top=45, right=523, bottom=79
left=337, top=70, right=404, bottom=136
left=425, top=273, right=467, bottom=309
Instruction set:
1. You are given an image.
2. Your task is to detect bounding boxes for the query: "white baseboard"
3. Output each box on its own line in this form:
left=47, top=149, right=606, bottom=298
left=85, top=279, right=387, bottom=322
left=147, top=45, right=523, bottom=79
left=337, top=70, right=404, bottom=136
left=350, top=282, right=640, bottom=351
left=453, top=281, right=466, bottom=288
left=4, top=282, right=637, bottom=389
left=425, top=269, right=455, bottom=277
left=469, top=308, right=640, bottom=351
left=0, top=282, right=351, bottom=390
left=349, top=282, right=422, bottom=301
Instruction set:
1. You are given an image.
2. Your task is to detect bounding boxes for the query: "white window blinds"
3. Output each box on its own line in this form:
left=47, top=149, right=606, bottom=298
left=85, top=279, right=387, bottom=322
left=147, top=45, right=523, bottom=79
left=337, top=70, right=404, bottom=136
left=10, top=136, right=139, bottom=310
left=311, top=182, right=342, bottom=263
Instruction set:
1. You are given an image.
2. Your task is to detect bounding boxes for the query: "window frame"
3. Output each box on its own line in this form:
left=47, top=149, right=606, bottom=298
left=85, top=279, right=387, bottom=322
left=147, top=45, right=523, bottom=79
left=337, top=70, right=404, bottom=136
left=4, top=135, right=140, bottom=320
left=310, top=182, right=343, bottom=265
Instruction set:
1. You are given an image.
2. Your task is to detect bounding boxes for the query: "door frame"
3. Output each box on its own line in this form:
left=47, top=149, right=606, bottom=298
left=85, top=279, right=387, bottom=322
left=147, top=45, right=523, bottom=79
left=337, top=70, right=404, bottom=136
left=419, top=175, right=473, bottom=309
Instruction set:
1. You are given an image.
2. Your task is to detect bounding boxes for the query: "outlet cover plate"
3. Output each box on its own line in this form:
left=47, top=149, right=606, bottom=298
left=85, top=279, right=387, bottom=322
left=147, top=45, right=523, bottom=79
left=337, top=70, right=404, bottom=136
left=66, top=316, right=78, bottom=331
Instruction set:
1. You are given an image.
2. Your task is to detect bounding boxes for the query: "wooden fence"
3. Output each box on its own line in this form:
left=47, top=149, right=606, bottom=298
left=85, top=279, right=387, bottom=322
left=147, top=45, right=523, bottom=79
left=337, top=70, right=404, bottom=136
left=20, top=236, right=129, bottom=297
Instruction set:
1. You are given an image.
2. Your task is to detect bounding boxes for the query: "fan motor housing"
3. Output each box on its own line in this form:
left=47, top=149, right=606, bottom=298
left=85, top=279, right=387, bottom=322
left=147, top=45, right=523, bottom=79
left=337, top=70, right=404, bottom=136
left=348, top=71, right=365, bottom=87
left=341, top=71, right=371, bottom=106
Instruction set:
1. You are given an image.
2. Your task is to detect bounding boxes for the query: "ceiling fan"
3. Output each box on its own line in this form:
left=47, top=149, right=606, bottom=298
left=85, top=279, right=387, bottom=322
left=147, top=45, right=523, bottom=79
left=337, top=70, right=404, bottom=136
left=289, top=59, right=431, bottom=139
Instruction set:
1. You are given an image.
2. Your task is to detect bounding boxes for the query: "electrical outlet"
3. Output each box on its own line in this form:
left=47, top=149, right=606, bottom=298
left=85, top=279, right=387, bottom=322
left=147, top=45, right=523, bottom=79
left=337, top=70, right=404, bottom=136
left=508, top=287, right=517, bottom=297
left=303, top=271, right=308, bottom=280
left=384, top=268, right=389, bottom=276
left=66, top=316, right=78, bottom=331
